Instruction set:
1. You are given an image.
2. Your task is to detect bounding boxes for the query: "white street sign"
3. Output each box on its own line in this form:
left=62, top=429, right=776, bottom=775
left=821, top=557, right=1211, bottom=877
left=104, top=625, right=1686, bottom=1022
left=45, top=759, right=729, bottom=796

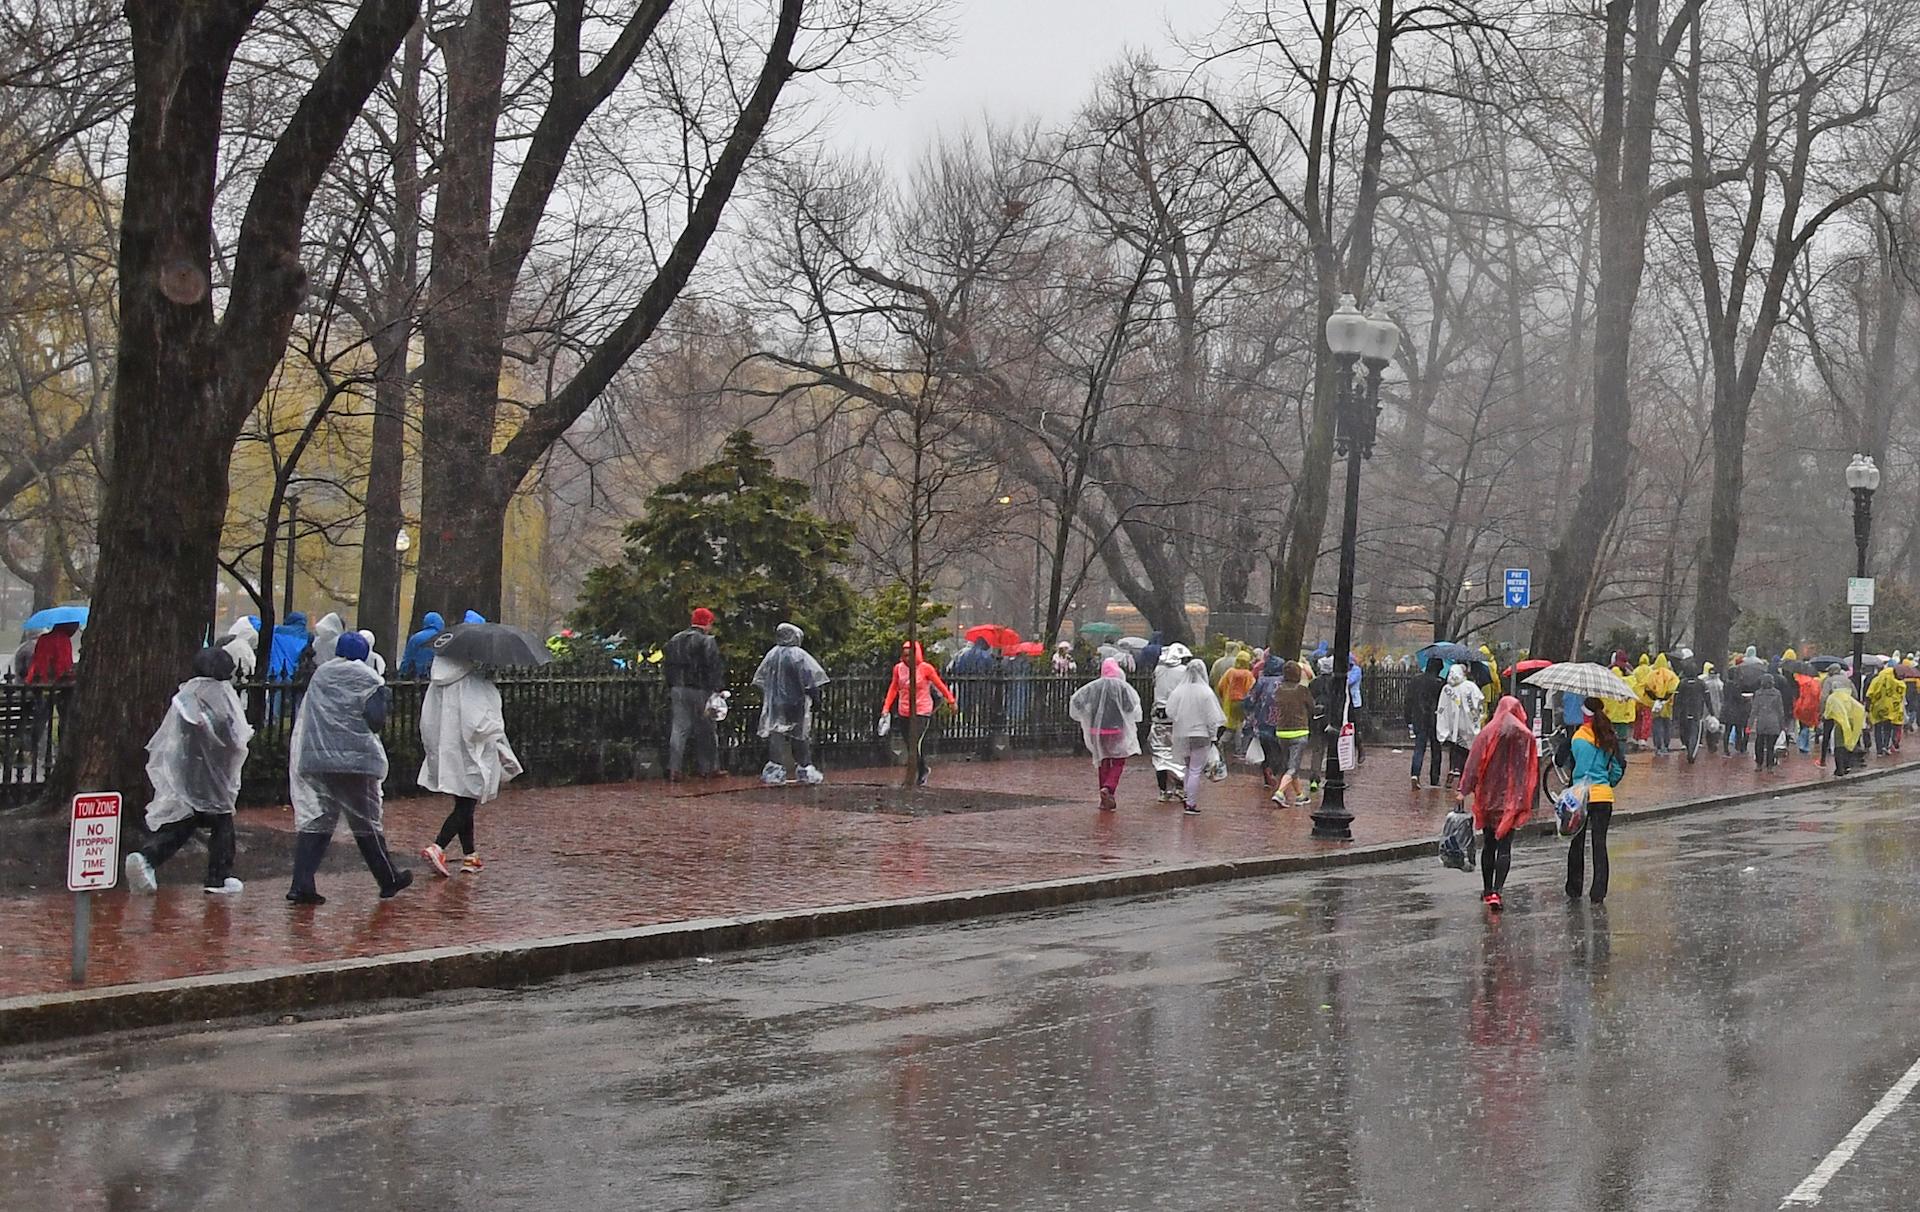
left=1848, top=577, right=1876, bottom=607
left=1851, top=605, right=1872, bottom=635
left=67, top=792, right=121, bottom=892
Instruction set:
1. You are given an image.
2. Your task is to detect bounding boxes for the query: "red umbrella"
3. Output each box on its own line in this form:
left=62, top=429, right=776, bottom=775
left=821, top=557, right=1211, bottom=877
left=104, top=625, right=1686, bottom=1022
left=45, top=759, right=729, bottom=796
left=1011, top=641, right=1045, bottom=657
left=1506, top=658, right=1554, bottom=681
left=964, top=623, right=1023, bottom=652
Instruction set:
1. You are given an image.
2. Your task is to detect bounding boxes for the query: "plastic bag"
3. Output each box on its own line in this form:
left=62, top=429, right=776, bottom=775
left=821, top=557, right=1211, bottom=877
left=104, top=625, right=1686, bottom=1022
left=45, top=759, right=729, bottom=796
left=706, top=692, right=729, bottom=721
left=1205, top=744, right=1229, bottom=782
left=1555, top=779, right=1592, bottom=835
left=876, top=712, right=891, bottom=736
left=1336, top=721, right=1358, bottom=772
left=1245, top=735, right=1266, bottom=767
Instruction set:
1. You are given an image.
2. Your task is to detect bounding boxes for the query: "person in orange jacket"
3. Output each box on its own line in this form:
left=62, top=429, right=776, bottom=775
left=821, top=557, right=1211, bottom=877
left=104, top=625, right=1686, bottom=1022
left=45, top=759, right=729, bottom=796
left=1792, top=671, right=1821, bottom=755
left=881, top=641, right=957, bottom=786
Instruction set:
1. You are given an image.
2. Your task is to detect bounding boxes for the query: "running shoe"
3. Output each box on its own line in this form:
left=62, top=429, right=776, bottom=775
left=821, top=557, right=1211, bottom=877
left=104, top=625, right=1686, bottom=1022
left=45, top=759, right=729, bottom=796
left=203, top=878, right=244, bottom=895
left=1182, top=803, right=1201, bottom=815
left=460, top=855, right=485, bottom=874
left=1488, top=891, right=1503, bottom=911
left=421, top=843, right=451, bottom=878
left=124, top=852, right=156, bottom=894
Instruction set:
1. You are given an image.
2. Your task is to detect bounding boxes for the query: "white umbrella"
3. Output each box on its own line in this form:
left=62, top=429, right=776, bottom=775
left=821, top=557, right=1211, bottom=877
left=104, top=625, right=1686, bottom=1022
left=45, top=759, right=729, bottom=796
left=1115, top=636, right=1148, bottom=651
left=1523, top=662, right=1636, bottom=700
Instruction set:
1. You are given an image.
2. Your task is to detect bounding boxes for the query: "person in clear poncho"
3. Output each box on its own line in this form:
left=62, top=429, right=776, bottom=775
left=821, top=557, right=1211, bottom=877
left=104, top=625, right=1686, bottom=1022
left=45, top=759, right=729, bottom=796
left=124, top=648, right=255, bottom=895
left=1070, top=658, right=1143, bottom=812
left=1456, top=695, right=1539, bottom=908
left=1166, top=658, right=1227, bottom=815
left=1435, top=663, right=1486, bottom=786
left=418, top=655, right=523, bottom=878
left=223, top=616, right=259, bottom=678
left=1148, top=643, right=1193, bottom=802
left=285, top=632, right=412, bottom=903
left=753, top=622, right=829, bottom=787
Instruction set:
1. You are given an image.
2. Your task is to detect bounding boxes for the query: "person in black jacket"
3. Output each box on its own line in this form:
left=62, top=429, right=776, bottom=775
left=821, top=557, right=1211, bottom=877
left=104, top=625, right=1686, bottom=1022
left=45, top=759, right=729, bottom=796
left=1674, top=672, right=1708, bottom=762
left=664, top=607, right=726, bottom=781
left=1406, top=658, right=1447, bottom=789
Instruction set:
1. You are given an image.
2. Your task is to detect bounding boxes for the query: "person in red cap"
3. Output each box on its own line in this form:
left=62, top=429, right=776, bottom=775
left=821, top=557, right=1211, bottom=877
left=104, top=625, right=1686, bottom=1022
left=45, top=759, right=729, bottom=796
left=665, top=607, right=726, bottom=780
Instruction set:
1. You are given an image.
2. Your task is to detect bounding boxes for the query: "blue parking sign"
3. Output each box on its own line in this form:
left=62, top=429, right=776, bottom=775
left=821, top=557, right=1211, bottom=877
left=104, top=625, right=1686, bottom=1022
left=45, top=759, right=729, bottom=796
left=1504, top=568, right=1530, bottom=609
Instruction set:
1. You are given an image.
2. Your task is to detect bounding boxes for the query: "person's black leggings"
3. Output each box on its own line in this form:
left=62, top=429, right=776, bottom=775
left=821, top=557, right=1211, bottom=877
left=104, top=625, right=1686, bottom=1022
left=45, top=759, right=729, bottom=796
left=435, top=796, right=477, bottom=855
left=1480, top=825, right=1511, bottom=895
left=140, top=811, right=235, bottom=888
left=1566, top=803, right=1613, bottom=900
left=1753, top=731, right=1778, bottom=769
left=1447, top=743, right=1470, bottom=780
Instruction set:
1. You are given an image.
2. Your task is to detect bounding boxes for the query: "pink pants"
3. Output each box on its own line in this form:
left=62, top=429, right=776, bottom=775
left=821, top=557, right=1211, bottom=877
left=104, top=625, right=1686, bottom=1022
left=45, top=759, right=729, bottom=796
left=1098, top=757, right=1126, bottom=794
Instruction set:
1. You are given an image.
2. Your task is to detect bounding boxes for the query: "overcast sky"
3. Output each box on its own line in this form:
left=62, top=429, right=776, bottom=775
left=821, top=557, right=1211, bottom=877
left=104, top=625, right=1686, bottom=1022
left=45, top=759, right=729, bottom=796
left=820, top=0, right=1233, bottom=164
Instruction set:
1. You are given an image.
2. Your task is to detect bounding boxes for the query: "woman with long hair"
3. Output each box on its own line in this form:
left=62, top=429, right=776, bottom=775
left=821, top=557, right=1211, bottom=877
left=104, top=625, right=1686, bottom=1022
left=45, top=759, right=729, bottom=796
left=1567, top=695, right=1628, bottom=903
left=1456, top=695, right=1539, bottom=911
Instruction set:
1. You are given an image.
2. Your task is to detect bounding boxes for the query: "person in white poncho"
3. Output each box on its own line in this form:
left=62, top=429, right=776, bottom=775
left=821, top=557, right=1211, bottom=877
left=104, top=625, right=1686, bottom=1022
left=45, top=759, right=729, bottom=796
left=418, top=655, right=522, bottom=877
left=124, top=648, right=255, bottom=895
left=1434, top=663, right=1485, bottom=787
left=753, top=622, right=829, bottom=786
left=285, top=632, right=412, bottom=903
left=222, top=617, right=259, bottom=678
left=1166, top=658, right=1227, bottom=815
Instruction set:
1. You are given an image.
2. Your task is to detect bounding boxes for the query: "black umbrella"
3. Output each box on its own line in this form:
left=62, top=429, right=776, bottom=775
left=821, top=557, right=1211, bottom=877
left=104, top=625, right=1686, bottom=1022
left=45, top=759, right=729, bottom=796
left=430, top=623, right=552, bottom=667
left=1779, top=659, right=1813, bottom=676
left=1809, top=655, right=1846, bottom=672
left=1722, top=662, right=1770, bottom=690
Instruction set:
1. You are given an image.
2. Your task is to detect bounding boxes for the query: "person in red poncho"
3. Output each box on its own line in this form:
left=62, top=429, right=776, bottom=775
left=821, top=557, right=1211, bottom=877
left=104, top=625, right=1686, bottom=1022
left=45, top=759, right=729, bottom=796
left=24, top=621, right=77, bottom=684
left=881, top=641, right=957, bottom=786
left=1456, top=695, right=1539, bottom=910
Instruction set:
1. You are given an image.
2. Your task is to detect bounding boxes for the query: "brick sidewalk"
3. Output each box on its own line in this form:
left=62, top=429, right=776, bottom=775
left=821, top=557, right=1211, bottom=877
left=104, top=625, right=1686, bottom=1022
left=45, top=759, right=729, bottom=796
left=0, top=739, right=1885, bottom=999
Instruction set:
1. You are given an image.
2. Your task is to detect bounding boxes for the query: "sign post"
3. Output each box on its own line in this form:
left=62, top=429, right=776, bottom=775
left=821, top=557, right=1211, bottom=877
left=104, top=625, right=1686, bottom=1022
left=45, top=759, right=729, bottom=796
left=66, top=792, right=121, bottom=984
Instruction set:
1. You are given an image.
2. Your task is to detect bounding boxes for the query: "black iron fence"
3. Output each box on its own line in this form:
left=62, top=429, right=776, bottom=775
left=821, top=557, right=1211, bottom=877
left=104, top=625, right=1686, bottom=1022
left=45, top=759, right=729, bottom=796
left=0, top=665, right=1420, bottom=808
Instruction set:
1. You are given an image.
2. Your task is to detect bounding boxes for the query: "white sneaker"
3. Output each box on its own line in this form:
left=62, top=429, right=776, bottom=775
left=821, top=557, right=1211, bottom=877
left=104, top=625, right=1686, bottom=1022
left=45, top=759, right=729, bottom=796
left=124, top=852, right=156, bottom=894
left=760, top=762, right=787, bottom=787
left=797, top=765, right=825, bottom=785
left=203, top=878, right=244, bottom=895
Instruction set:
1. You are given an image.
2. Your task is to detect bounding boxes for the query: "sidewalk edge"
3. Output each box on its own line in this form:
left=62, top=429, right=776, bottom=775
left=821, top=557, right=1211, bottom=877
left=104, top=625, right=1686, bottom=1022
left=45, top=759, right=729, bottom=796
left=4, top=757, right=1910, bottom=1047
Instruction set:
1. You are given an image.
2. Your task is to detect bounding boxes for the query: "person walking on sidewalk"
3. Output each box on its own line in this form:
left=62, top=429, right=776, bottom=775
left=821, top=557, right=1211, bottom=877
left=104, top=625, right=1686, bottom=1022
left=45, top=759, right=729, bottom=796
left=1868, top=664, right=1904, bottom=756
left=418, top=656, right=523, bottom=878
left=1826, top=681, right=1868, bottom=777
left=285, top=633, right=412, bottom=904
left=1070, top=658, right=1143, bottom=811
left=753, top=622, right=830, bottom=786
left=882, top=640, right=957, bottom=786
left=1567, top=696, right=1628, bottom=904
left=665, top=607, right=726, bottom=781
left=1149, top=643, right=1193, bottom=801
left=1166, top=658, right=1227, bottom=816
left=1406, top=658, right=1446, bottom=789
left=1749, top=678, right=1785, bottom=771
left=125, top=648, right=254, bottom=896
left=1435, top=663, right=1486, bottom=787
left=1458, top=695, right=1539, bottom=911
left=1261, top=660, right=1316, bottom=808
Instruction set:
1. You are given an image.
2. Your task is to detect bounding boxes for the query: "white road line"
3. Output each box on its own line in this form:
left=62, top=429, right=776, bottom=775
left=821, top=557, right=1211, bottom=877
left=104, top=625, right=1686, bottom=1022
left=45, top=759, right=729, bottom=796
left=1781, top=1053, right=1920, bottom=1206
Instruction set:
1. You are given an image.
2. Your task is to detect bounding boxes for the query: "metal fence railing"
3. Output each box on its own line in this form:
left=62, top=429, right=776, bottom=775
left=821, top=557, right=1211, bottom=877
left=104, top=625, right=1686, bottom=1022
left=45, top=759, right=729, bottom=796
left=0, top=665, right=1421, bottom=808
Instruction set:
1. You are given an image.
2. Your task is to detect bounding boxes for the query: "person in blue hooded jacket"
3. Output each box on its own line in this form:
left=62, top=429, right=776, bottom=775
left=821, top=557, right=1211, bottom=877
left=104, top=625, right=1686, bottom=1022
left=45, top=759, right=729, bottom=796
left=400, top=611, right=444, bottom=678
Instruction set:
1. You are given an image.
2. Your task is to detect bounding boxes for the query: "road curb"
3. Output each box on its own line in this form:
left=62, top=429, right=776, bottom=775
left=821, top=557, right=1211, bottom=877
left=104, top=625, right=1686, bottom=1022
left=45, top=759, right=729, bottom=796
left=4, top=756, right=1912, bottom=1047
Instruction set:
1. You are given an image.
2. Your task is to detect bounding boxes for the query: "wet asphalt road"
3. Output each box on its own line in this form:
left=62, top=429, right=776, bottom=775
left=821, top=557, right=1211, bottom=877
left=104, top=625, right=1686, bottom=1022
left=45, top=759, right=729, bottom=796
left=6, top=777, right=1920, bottom=1211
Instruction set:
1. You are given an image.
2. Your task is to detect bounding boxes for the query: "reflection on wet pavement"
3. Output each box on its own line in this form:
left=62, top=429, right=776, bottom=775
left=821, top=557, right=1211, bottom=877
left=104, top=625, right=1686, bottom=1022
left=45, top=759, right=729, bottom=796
left=6, top=774, right=1920, bottom=1209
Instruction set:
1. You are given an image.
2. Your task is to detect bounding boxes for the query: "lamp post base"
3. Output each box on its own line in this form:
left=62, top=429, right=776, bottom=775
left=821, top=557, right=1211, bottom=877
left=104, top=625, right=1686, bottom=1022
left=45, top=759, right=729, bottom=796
left=1311, top=784, right=1354, bottom=841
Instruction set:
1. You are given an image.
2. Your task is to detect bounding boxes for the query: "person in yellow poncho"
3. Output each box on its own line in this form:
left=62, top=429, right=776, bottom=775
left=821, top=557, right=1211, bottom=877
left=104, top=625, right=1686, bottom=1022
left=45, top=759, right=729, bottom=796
left=1825, top=683, right=1867, bottom=776
left=1626, top=655, right=1655, bottom=745
left=1867, top=665, right=1905, bottom=756
left=1643, top=653, right=1680, bottom=754
left=1217, top=650, right=1256, bottom=750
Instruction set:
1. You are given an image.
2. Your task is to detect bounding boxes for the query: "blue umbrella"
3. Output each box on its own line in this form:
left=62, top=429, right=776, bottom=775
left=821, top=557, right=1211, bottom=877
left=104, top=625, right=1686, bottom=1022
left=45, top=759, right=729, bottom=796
left=1414, top=641, right=1477, bottom=668
left=23, top=604, right=88, bottom=630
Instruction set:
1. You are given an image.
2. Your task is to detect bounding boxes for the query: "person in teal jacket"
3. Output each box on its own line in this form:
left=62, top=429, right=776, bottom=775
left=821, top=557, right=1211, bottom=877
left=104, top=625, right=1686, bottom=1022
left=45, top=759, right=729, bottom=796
left=1567, top=695, right=1629, bottom=902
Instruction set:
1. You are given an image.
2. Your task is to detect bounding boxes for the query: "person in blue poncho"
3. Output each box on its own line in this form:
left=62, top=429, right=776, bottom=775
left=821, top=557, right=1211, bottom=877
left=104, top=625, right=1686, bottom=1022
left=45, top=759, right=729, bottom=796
left=462, top=610, right=486, bottom=624
left=268, top=612, right=311, bottom=680
left=399, top=611, right=444, bottom=678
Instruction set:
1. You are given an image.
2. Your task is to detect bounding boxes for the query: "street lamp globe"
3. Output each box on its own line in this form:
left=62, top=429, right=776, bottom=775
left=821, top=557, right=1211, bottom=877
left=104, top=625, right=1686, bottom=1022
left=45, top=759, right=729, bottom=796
left=1845, top=453, right=1880, bottom=492
left=1324, top=294, right=1367, bottom=356
left=394, top=529, right=412, bottom=554
left=1360, top=309, right=1399, bottom=362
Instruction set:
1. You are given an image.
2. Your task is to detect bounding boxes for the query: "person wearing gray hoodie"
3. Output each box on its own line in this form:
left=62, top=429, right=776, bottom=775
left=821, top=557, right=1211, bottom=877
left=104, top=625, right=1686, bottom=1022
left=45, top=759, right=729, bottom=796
left=1749, top=679, right=1785, bottom=771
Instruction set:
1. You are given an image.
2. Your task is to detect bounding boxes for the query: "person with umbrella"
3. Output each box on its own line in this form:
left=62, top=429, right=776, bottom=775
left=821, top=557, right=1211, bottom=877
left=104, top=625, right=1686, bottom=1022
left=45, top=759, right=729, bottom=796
left=399, top=611, right=444, bottom=678
left=752, top=623, right=829, bottom=787
left=1069, top=658, right=1143, bottom=811
left=285, top=633, right=412, bottom=903
left=1567, top=696, right=1627, bottom=903
left=23, top=618, right=80, bottom=760
left=664, top=607, right=725, bottom=782
left=418, top=649, right=524, bottom=878
left=1405, top=658, right=1447, bottom=789
left=124, top=648, right=253, bottom=896
left=1457, top=696, right=1539, bottom=911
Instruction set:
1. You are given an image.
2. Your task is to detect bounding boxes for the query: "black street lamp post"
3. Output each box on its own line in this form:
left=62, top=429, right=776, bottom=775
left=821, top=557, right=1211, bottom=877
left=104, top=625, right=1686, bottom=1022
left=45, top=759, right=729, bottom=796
left=1313, top=295, right=1399, bottom=842
left=1847, top=453, right=1880, bottom=700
